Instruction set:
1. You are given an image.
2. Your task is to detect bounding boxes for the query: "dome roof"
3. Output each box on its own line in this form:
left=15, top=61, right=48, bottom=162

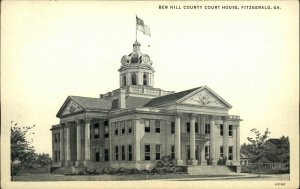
left=120, top=41, right=153, bottom=68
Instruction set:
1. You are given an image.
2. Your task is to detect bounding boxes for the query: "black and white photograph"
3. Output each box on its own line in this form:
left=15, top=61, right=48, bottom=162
left=1, top=1, right=299, bottom=189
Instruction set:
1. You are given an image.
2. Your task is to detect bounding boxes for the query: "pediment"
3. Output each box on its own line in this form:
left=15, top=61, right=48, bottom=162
left=178, top=87, right=232, bottom=109
left=61, top=99, right=83, bottom=116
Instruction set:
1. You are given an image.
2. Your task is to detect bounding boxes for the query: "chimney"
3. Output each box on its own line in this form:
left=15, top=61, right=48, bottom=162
left=118, top=89, right=126, bottom=109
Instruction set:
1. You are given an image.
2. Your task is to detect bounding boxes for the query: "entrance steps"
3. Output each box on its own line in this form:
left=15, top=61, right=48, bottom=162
left=187, top=165, right=236, bottom=175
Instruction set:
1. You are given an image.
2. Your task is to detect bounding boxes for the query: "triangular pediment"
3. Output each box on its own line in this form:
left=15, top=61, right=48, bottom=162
left=177, top=86, right=232, bottom=109
left=57, top=97, right=85, bottom=117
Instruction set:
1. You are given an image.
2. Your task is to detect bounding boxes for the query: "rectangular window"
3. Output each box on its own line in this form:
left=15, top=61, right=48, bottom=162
left=128, top=145, right=132, bottom=161
left=228, top=146, right=233, bottom=160
left=95, top=149, right=100, bottom=162
left=145, top=120, right=150, bottom=132
left=127, top=121, right=132, bottom=134
left=155, top=121, right=160, bottom=133
left=195, top=122, right=199, bottom=133
left=229, top=125, right=233, bottom=136
left=104, top=125, right=109, bottom=138
left=58, top=150, right=60, bottom=161
left=171, top=145, right=175, bottom=159
left=104, top=149, right=109, bottom=161
left=187, top=145, right=190, bottom=160
left=144, top=145, right=150, bottom=160
left=115, top=146, right=119, bottom=161
left=171, top=122, right=175, bottom=134
left=115, top=122, right=118, bottom=135
left=54, top=133, right=57, bottom=143
left=156, top=145, right=161, bottom=160
left=121, top=122, right=125, bottom=134
left=205, top=124, right=210, bottom=134
left=205, top=145, right=210, bottom=159
left=186, top=122, right=190, bottom=133
left=122, top=145, right=125, bottom=160
left=54, top=151, right=57, bottom=162
left=94, top=123, right=99, bottom=139
left=220, top=124, right=223, bottom=136
left=104, top=121, right=109, bottom=138
left=220, top=146, right=224, bottom=158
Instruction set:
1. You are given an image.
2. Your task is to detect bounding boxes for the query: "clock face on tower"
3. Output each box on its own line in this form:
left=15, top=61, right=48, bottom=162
left=142, top=54, right=151, bottom=64
left=121, top=55, right=129, bottom=66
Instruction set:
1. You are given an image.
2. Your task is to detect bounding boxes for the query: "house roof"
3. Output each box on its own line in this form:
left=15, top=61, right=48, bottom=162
left=267, top=138, right=288, bottom=149
left=259, top=153, right=282, bottom=162
left=145, top=87, right=201, bottom=107
left=70, top=96, right=112, bottom=110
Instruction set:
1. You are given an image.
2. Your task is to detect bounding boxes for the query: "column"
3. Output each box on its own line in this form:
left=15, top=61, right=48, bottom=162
left=52, top=133, right=55, bottom=164
left=223, top=116, right=229, bottom=165
left=76, top=120, right=82, bottom=167
left=126, top=72, right=131, bottom=86
left=65, top=123, right=71, bottom=166
left=175, top=113, right=183, bottom=165
left=199, top=115, right=207, bottom=165
left=209, top=116, right=217, bottom=165
left=134, top=119, right=141, bottom=161
left=236, top=125, right=240, bottom=163
left=189, top=113, right=198, bottom=165
left=84, top=119, right=91, bottom=165
left=109, top=122, right=113, bottom=163
left=59, top=124, right=65, bottom=166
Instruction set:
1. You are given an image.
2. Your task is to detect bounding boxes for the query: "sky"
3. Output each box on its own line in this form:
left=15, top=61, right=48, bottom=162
left=1, top=1, right=299, bottom=157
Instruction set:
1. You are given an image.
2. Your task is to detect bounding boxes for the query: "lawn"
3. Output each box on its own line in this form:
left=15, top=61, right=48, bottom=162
left=12, top=173, right=247, bottom=181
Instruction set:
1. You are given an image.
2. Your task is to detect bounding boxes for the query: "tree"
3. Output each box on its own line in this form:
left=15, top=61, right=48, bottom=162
left=278, top=136, right=289, bottom=167
left=246, top=128, right=271, bottom=176
left=11, top=121, right=51, bottom=177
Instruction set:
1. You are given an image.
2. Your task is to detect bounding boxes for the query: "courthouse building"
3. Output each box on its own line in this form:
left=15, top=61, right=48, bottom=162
left=51, top=41, right=242, bottom=171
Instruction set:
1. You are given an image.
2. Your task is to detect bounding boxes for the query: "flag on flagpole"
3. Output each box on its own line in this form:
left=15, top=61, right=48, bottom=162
left=136, top=16, right=151, bottom=36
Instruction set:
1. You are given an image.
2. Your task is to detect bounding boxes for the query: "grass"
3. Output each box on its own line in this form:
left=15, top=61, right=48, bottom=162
left=12, top=173, right=247, bottom=181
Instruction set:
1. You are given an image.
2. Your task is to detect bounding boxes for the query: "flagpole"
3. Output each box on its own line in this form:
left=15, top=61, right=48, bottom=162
left=135, top=15, right=137, bottom=41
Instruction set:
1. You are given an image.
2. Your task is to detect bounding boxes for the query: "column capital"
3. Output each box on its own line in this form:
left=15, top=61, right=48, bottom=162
left=85, top=118, right=92, bottom=124
left=75, top=119, right=82, bottom=124
left=175, top=112, right=183, bottom=117
left=208, top=115, right=217, bottom=121
left=189, top=113, right=197, bottom=119
left=222, top=116, right=230, bottom=122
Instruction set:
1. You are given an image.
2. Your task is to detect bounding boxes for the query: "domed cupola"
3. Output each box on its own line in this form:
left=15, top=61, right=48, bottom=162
left=118, top=41, right=155, bottom=88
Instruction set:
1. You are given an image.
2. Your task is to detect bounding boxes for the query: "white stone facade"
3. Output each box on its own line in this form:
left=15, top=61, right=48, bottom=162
left=50, top=41, right=242, bottom=170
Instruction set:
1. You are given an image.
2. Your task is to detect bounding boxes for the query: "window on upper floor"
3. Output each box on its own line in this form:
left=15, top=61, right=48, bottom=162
left=171, top=122, right=175, bottom=134
left=127, top=120, right=132, bottom=134
left=195, top=122, right=199, bottom=133
left=229, top=125, right=233, bottom=136
left=115, top=123, right=119, bottom=136
left=121, top=122, right=125, bottom=134
left=220, top=124, right=223, bottom=136
left=93, top=123, right=99, bottom=139
left=186, top=122, right=190, bottom=133
left=145, top=120, right=150, bottom=132
left=155, top=121, right=160, bottom=133
left=104, top=121, right=109, bottom=138
left=205, top=124, right=210, bottom=134
left=131, top=73, right=137, bottom=85
left=143, top=73, right=148, bottom=86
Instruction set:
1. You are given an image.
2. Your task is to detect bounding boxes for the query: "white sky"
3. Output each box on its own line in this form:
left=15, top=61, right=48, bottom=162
left=1, top=1, right=299, bottom=156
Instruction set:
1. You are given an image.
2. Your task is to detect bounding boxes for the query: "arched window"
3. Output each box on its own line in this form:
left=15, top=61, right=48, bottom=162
left=131, top=73, right=137, bottom=85
left=143, top=73, right=148, bottom=86
left=122, top=75, right=126, bottom=86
